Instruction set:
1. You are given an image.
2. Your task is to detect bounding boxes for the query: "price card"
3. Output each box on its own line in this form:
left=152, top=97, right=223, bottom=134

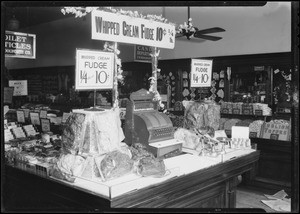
left=30, top=112, right=40, bottom=125
left=242, top=109, right=251, bottom=115
left=23, top=109, right=30, bottom=118
left=254, top=110, right=263, bottom=116
left=75, top=49, right=114, bottom=90
left=232, top=108, right=240, bottom=114
left=62, top=112, right=71, bottom=123
left=4, top=129, right=14, bottom=141
left=40, top=110, right=48, bottom=119
left=12, top=127, right=26, bottom=138
left=41, top=118, right=51, bottom=132
left=221, top=108, right=229, bottom=114
left=23, top=124, right=37, bottom=136
left=17, top=110, right=25, bottom=123
left=249, top=132, right=258, bottom=138
left=190, top=59, right=213, bottom=88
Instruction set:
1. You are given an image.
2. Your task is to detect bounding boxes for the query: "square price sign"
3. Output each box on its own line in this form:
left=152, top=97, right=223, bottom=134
left=190, top=59, right=213, bottom=88
left=75, top=49, right=115, bottom=90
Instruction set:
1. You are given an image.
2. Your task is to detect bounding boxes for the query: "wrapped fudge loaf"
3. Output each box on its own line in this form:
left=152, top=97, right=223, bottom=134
left=129, top=143, right=166, bottom=177
left=61, top=108, right=125, bottom=155
left=174, top=128, right=203, bottom=152
left=183, top=100, right=221, bottom=131
left=50, top=153, right=86, bottom=182
left=97, top=150, right=134, bottom=181
left=61, top=113, right=86, bottom=154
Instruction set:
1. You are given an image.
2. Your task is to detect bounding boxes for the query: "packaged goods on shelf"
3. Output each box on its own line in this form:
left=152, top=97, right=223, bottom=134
left=221, top=102, right=272, bottom=116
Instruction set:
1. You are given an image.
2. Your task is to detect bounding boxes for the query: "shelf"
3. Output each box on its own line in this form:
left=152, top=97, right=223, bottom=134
left=221, top=113, right=271, bottom=120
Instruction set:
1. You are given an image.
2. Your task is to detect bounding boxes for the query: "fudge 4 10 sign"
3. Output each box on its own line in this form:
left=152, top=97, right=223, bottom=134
left=190, top=59, right=213, bottom=88
left=75, top=49, right=114, bottom=90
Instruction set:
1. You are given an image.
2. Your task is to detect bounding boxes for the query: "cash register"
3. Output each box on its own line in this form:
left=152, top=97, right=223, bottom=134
left=124, top=89, right=183, bottom=158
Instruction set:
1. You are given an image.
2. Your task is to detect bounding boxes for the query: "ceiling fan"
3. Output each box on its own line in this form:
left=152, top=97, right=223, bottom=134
left=175, top=6, right=225, bottom=41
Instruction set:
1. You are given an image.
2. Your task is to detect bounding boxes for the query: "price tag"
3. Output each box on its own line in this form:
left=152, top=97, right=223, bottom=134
left=40, top=110, right=48, bottom=119
left=249, top=132, right=257, bottom=138
left=16, top=110, right=25, bottom=123
left=242, top=109, right=251, bottom=115
left=23, top=125, right=37, bottom=136
left=255, top=110, right=263, bottom=116
left=232, top=108, right=240, bottom=114
left=221, top=108, right=229, bottom=114
left=23, top=109, right=30, bottom=119
left=12, top=127, right=26, bottom=138
left=41, top=118, right=51, bottom=132
left=75, top=49, right=114, bottom=90
left=62, top=112, right=71, bottom=123
left=30, top=112, right=40, bottom=125
left=270, top=134, right=279, bottom=140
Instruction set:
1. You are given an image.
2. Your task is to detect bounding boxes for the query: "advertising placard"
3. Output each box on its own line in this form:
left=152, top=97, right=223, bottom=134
left=190, top=59, right=213, bottom=88
left=134, top=45, right=152, bottom=63
left=91, top=10, right=175, bottom=49
left=261, top=121, right=290, bottom=141
left=5, top=31, right=36, bottom=59
left=75, top=49, right=114, bottom=90
left=8, top=80, right=28, bottom=96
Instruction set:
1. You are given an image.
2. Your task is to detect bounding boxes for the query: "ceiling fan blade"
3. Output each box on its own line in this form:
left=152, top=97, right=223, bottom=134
left=194, top=27, right=226, bottom=35
left=194, top=34, right=223, bottom=41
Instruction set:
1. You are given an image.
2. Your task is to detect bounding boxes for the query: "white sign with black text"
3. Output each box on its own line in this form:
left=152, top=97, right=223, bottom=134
left=75, top=49, right=114, bottom=90
left=9, top=80, right=28, bottom=96
left=91, top=10, right=175, bottom=49
left=190, top=59, right=213, bottom=88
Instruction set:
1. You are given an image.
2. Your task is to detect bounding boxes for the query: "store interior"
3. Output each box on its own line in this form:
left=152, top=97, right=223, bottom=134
left=2, top=1, right=299, bottom=213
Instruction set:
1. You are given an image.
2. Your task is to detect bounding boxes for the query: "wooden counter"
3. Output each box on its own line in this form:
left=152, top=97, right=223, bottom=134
left=3, top=150, right=260, bottom=212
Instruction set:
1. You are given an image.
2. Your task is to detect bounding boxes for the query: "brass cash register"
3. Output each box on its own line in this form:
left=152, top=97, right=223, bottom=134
left=124, top=89, right=182, bottom=157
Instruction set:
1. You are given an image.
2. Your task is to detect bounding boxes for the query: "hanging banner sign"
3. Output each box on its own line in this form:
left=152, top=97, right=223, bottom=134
left=75, top=49, right=114, bottom=90
left=91, top=10, right=175, bottom=49
left=190, top=59, right=213, bottom=88
left=9, top=80, right=28, bottom=96
left=5, top=30, right=36, bottom=59
left=134, top=45, right=152, bottom=63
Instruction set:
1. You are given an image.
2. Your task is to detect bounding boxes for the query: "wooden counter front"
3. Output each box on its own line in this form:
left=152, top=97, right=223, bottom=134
left=3, top=150, right=260, bottom=211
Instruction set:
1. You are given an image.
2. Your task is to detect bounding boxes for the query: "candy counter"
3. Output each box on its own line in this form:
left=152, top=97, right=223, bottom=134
left=3, top=99, right=262, bottom=211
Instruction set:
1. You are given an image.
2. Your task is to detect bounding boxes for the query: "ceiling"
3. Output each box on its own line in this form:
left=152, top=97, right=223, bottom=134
left=2, top=1, right=267, bottom=29
left=3, top=6, right=66, bottom=29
